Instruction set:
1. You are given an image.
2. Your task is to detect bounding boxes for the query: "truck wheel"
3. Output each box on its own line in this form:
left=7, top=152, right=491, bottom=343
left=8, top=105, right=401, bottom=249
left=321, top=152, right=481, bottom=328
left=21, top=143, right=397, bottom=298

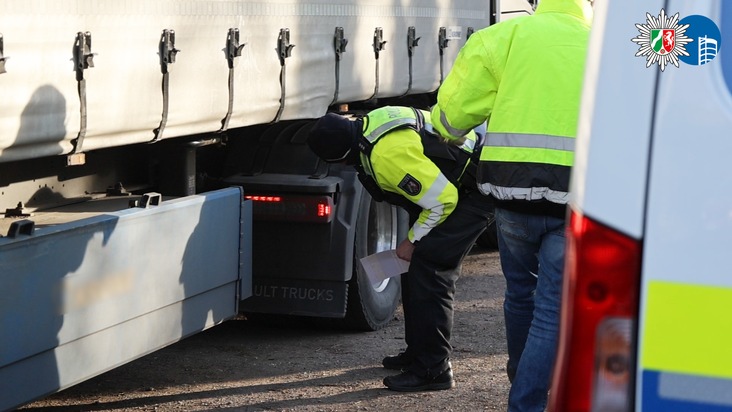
left=343, top=192, right=406, bottom=331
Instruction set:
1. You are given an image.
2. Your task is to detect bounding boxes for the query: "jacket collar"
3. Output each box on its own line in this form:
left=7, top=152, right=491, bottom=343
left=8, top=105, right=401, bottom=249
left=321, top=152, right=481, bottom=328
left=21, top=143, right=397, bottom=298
left=535, top=0, right=593, bottom=25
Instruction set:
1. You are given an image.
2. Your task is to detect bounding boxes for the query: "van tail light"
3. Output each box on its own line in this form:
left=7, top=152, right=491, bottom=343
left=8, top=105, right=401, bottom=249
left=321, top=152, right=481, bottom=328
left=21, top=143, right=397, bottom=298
left=548, top=208, right=641, bottom=412
left=244, top=194, right=334, bottom=223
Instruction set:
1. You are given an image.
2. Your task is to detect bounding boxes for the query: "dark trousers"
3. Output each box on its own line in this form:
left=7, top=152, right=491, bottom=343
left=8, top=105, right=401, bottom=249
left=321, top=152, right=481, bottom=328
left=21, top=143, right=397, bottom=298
left=400, top=190, right=493, bottom=377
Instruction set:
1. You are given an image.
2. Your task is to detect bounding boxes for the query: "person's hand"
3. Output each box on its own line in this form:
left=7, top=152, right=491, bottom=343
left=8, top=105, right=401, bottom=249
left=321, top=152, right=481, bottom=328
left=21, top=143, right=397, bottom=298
left=449, top=135, right=468, bottom=146
left=396, top=238, right=415, bottom=262
left=436, top=132, right=466, bottom=146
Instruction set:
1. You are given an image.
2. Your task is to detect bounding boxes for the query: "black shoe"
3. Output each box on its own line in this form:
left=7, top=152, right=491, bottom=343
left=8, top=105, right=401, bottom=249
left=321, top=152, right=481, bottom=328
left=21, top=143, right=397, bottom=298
left=383, top=368, right=455, bottom=392
left=382, top=352, right=413, bottom=370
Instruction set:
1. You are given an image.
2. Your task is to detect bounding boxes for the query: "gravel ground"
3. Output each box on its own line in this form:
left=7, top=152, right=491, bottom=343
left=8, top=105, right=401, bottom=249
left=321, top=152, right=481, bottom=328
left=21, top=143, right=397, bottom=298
left=20, top=247, right=509, bottom=412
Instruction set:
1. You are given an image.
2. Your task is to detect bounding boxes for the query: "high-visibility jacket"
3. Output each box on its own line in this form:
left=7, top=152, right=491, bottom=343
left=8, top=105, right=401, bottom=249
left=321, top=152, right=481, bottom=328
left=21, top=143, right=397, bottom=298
left=431, top=0, right=591, bottom=206
left=357, top=106, right=478, bottom=243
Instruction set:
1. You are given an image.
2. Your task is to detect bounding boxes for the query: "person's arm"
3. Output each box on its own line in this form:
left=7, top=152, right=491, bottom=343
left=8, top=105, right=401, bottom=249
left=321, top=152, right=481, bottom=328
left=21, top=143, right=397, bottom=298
left=372, top=130, right=459, bottom=246
left=431, top=31, right=499, bottom=142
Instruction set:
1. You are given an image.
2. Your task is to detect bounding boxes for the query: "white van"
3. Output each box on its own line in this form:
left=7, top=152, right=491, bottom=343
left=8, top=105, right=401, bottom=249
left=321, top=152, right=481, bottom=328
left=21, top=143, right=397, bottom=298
left=548, top=1, right=732, bottom=411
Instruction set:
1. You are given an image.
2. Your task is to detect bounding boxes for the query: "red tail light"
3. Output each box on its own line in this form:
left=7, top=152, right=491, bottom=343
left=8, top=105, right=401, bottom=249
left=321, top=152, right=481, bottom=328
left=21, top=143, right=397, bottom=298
left=548, top=208, right=641, bottom=412
left=245, top=194, right=334, bottom=223
left=246, top=195, right=283, bottom=202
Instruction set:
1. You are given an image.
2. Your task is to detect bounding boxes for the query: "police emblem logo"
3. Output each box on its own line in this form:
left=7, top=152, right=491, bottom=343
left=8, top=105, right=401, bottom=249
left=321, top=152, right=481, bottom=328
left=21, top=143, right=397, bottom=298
left=398, top=174, right=422, bottom=196
left=631, top=9, right=692, bottom=71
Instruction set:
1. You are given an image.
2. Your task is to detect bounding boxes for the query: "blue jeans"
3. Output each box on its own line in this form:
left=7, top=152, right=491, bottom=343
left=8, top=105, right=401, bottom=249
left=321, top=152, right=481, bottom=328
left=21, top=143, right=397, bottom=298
left=495, top=207, right=566, bottom=412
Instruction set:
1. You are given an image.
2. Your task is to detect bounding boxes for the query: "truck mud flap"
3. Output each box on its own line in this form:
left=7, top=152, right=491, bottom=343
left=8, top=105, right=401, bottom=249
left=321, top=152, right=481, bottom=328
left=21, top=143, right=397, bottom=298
left=240, top=278, right=348, bottom=319
left=0, top=187, right=251, bottom=411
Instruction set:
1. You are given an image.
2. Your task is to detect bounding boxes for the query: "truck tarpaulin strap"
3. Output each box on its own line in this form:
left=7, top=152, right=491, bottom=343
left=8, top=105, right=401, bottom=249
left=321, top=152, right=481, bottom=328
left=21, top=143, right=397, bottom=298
left=69, top=31, right=94, bottom=164
left=399, top=26, right=420, bottom=98
left=331, top=27, right=348, bottom=105
left=273, top=28, right=294, bottom=124
left=152, top=29, right=180, bottom=143
left=365, top=27, right=386, bottom=102
left=438, top=27, right=450, bottom=84
left=220, top=28, right=245, bottom=132
left=0, top=33, right=7, bottom=74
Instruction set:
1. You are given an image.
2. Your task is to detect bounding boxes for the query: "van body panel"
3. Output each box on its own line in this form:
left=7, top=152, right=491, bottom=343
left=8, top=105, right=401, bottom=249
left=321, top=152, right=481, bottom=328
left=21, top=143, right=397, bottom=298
left=635, top=1, right=732, bottom=409
left=570, top=1, right=732, bottom=410
left=571, top=0, right=662, bottom=239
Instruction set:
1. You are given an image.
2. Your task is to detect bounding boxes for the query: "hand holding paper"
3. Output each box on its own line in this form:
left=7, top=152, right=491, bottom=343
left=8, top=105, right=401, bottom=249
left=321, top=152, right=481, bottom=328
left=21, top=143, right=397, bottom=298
left=359, top=250, right=410, bottom=285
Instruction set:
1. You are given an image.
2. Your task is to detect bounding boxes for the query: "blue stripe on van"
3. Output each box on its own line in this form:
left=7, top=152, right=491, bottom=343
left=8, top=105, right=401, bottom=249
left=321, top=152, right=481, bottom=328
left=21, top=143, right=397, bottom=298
left=642, top=371, right=732, bottom=412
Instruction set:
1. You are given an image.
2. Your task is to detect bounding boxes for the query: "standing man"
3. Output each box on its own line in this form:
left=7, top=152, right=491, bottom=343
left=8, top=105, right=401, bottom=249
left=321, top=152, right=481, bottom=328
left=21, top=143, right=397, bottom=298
left=307, top=106, right=492, bottom=392
left=430, top=0, right=592, bottom=410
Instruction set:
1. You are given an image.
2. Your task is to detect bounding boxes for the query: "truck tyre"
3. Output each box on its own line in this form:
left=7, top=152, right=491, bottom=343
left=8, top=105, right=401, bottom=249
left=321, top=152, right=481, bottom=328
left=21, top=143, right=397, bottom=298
left=343, top=192, right=406, bottom=331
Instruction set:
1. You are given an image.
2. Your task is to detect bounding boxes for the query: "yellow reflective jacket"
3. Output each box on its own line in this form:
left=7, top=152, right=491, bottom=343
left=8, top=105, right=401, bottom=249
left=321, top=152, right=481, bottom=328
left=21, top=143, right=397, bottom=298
left=431, top=0, right=591, bottom=205
left=359, top=106, right=477, bottom=242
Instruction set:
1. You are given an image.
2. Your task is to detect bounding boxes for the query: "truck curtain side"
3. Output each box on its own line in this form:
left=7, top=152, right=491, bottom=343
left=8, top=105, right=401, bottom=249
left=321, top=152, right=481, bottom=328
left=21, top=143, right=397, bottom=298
left=0, top=0, right=491, bottom=161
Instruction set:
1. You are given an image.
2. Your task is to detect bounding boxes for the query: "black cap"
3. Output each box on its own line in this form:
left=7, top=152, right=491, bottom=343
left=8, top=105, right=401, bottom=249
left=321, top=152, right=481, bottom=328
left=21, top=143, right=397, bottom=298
left=307, top=113, right=361, bottom=163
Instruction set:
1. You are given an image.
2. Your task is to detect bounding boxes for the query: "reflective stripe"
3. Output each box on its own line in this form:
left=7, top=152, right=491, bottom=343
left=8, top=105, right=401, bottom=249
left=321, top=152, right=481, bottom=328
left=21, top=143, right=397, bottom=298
left=642, top=281, right=732, bottom=379
left=481, top=132, right=575, bottom=167
left=411, top=174, right=450, bottom=241
left=480, top=146, right=574, bottom=167
left=484, top=132, right=576, bottom=152
left=478, top=182, right=568, bottom=204
left=359, top=152, right=375, bottom=176
left=462, top=138, right=476, bottom=152
left=365, top=117, right=417, bottom=143
left=439, top=111, right=471, bottom=138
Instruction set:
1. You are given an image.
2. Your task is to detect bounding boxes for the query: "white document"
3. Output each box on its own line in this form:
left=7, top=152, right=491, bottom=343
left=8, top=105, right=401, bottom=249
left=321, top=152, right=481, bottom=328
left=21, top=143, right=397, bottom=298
left=359, top=250, right=410, bottom=285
